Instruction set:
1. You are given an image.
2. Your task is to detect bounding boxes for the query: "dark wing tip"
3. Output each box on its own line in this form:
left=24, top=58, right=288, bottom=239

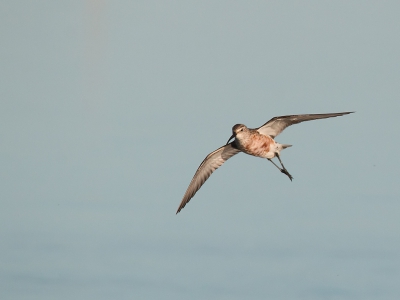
left=176, top=205, right=183, bottom=214
left=333, top=111, right=355, bottom=117
left=176, top=197, right=189, bottom=214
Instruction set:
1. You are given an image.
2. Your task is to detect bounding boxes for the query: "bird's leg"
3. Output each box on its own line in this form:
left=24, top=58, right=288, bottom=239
left=267, top=158, right=293, bottom=181
left=268, top=158, right=283, bottom=171
left=275, top=153, right=287, bottom=170
left=272, top=154, right=293, bottom=181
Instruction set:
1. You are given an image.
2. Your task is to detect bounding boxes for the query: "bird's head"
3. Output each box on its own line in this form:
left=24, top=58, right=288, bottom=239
left=226, top=124, right=248, bottom=144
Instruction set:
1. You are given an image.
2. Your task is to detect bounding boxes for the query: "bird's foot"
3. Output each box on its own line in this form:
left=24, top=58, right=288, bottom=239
left=281, top=168, right=293, bottom=181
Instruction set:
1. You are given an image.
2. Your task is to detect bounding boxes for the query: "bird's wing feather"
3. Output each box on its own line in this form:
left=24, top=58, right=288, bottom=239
left=176, top=142, right=241, bottom=214
left=256, top=112, right=354, bottom=138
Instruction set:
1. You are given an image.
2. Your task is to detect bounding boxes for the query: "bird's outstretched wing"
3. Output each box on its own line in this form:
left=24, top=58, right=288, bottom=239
left=256, top=112, right=354, bottom=138
left=176, top=142, right=241, bottom=214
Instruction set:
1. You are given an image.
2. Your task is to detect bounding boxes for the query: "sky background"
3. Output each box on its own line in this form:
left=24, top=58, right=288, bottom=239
left=1, top=1, right=400, bottom=299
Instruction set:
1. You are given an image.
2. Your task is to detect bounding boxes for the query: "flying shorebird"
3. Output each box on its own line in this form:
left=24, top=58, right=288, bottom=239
left=176, top=112, right=354, bottom=214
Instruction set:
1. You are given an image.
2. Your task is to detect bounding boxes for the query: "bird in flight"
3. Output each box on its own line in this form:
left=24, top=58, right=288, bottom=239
left=176, top=112, right=354, bottom=214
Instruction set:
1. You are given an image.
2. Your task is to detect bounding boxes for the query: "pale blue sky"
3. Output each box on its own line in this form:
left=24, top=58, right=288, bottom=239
left=1, top=1, right=400, bottom=299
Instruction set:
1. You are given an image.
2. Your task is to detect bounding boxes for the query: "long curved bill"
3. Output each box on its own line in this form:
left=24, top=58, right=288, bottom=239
left=226, top=134, right=235, bottom=145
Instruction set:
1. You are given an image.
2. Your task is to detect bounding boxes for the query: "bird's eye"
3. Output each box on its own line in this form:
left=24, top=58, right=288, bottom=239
left=240, top=128, right=243, bottom=131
